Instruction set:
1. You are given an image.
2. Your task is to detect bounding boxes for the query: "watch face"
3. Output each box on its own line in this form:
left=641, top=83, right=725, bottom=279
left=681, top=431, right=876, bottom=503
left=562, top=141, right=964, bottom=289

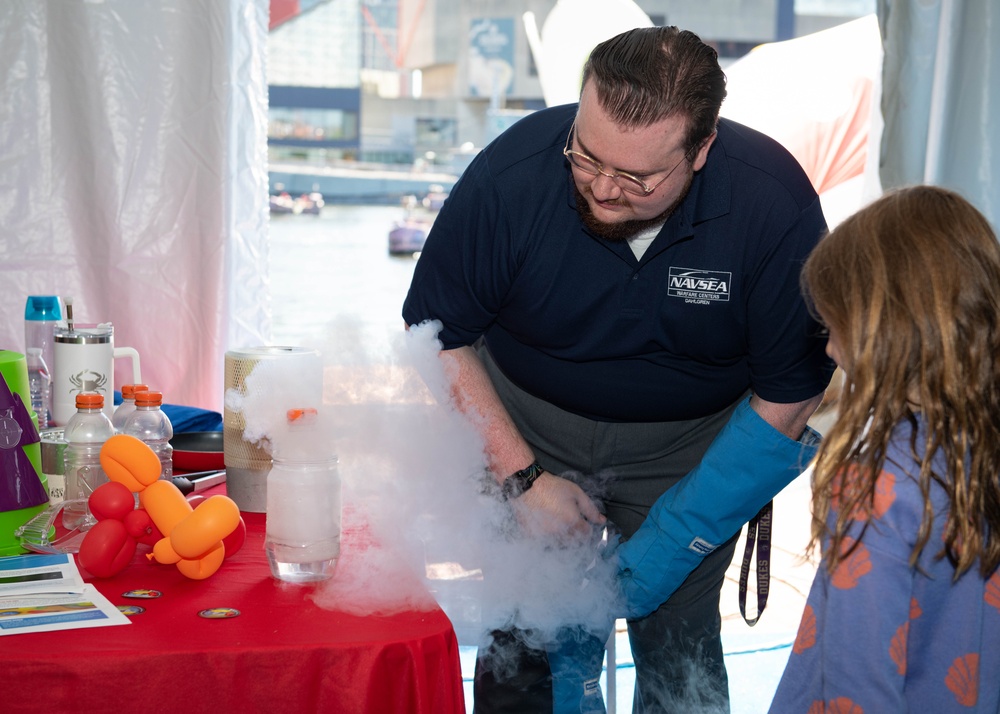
left=501, top=463, right=542, bottom=501
left=500, top=477, right=522, bottom=500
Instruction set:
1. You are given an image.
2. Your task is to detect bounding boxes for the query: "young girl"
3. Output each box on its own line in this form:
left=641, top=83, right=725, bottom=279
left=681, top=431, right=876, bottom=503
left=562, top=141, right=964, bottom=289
left=769, top=185, right=1000, bottom=712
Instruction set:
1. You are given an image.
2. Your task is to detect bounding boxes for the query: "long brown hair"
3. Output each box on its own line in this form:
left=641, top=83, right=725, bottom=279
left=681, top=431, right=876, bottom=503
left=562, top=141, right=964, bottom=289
left=802, top=185, right=1000, bottom=577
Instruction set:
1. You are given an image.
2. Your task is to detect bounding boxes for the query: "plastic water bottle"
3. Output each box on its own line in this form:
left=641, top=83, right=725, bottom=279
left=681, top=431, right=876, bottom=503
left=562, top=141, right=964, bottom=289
left=121, top=390, right=173, bottom=480
left=24, top=295, right=61, bottom=366
left=24, top=296, right=61, bottom=427
left=112, top=383, right=149, bottom=432
left=62, top=392, right=115, bottom=530
left=265, top=408, right=341, bottom=583
left=26, top=348, right=52, bottom=429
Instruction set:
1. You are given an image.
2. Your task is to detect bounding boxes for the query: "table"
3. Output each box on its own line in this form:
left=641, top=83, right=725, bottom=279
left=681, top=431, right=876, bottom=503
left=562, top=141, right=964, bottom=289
left=3, top=494, right=466, bottom=714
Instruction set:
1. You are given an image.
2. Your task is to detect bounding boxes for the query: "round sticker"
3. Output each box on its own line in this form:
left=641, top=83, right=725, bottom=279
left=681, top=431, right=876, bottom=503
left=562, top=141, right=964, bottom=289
left=198, top=607, right=240, bottom=619
left=0, top=415, right=23, bottom=448
left=122, top=589, right=162, bottom=599
left=118, top=605, right=146, bottom=616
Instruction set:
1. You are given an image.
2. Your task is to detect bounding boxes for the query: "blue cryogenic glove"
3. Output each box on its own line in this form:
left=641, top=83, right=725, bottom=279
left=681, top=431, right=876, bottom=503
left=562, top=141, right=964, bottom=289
left=547, top=627, right=609, bottom=714
left=617, top=396, right=820, bottom=620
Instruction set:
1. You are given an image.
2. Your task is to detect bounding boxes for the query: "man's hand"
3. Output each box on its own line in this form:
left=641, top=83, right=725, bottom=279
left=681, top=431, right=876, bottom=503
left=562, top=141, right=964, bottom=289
left=436, top=345, right=606, bottom=542
left=512, top=472, right=606, bottom=543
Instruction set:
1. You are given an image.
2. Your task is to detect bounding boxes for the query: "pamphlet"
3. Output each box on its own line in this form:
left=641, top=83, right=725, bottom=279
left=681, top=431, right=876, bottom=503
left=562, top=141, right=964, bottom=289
left=0, top=553, right=130, bottom=635
left=0, top=553, right=85, bottom=596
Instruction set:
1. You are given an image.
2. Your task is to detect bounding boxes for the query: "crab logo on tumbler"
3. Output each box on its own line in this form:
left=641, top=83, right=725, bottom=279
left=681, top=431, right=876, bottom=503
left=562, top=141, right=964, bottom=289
left=68, top=369, right=108, bottom=397
left=51, top=321, right=140, bottom=426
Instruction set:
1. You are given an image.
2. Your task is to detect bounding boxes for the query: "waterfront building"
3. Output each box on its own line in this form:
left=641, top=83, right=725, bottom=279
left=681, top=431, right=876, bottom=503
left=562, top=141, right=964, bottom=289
left=267, top=0, right=874, bottom=178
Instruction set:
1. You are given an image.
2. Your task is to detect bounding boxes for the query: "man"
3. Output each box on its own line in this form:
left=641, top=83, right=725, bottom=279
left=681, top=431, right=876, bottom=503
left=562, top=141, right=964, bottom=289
left=403, top=26, right=833, bottom=713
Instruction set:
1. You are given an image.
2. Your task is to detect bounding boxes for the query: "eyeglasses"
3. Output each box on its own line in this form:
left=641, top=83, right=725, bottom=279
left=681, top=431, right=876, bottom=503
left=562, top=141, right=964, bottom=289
left=563, top=121, right=693, bottom=196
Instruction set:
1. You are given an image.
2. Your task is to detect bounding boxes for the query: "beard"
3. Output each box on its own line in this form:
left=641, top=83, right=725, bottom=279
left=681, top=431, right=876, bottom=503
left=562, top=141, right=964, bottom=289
left=574, top=171, right=694, bottom=242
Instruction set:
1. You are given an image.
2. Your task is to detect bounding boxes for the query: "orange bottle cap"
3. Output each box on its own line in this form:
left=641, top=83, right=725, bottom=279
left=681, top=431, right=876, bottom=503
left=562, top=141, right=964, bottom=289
left=287, top=408, right=318, bottom=422
left=121, top=384, right=150, bottom=399
left=135, top=390, right=163, bottom=407
left=76, top=392, right=104, bottom=409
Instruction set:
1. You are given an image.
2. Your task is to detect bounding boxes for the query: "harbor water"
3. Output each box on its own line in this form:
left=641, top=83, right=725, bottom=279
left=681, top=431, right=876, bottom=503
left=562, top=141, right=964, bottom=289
left=269, top=204, right=419, bottom=351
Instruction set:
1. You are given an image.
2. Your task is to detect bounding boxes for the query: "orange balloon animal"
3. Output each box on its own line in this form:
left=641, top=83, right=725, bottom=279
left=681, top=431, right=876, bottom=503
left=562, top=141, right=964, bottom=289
left=99, top=434, right=241, bottom=580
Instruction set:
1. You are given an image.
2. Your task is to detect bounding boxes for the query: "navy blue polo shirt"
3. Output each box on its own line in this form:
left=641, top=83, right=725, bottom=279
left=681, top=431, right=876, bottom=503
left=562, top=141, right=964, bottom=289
left=402, top=104, right=833, bottom=422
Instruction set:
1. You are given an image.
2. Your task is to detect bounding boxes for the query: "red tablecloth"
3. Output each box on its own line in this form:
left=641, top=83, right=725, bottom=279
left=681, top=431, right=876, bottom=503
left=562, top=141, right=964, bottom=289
left=3, top=502, right=466, bottom=714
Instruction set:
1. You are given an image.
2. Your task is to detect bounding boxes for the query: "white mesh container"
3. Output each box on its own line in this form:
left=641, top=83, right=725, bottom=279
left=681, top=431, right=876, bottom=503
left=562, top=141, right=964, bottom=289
left=223, top=347, right=322, bottom=512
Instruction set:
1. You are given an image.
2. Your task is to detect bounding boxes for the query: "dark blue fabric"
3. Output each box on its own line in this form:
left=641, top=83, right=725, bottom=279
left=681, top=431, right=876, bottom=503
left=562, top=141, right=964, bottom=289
left=403, top=105, right=833, bottom=422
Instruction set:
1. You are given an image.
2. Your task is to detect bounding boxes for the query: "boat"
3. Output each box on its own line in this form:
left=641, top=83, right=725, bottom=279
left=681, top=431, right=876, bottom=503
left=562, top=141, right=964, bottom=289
left=421, top=184, right=449, bottom=211
left=388, top=189, right=448, bottom=256
left=269, top=191, right=325, bottom=215
left=269, top=192, right=295, bottom=214
left=388, top=215, right=434, bottom=255
left=294, top=191, right=325, bottom=215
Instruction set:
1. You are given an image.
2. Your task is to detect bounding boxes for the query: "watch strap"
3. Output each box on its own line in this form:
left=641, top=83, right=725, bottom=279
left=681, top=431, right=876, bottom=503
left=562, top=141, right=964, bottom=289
left=500, top=462, right=544, bottom=500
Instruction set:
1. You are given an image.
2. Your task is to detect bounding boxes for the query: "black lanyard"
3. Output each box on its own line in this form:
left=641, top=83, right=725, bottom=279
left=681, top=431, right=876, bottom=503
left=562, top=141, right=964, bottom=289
left=738, top=500, right=772, bottom=626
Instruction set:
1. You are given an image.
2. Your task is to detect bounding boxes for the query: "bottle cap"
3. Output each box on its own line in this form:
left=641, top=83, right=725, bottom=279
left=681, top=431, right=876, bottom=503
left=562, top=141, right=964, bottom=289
left=25, top=296, right=62, bottom=321
left=76, top=392, right=104, bottom=409
left=287, top=408, right=318, bottom=422
left=121, top=384, right=150, bottom=399
left=135, top=390, right=163, bottom=407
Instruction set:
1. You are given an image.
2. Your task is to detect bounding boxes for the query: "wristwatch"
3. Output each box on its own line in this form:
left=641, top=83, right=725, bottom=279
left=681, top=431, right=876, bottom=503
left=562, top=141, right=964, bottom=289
left=500, top=462, right=544, bottom=501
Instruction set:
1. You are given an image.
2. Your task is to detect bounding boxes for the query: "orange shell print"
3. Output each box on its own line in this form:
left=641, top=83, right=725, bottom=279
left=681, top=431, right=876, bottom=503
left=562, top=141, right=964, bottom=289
left=831, top=538, right=872, bottom=589
left=871, top=471, right=896, bottom=518
left=986, top=571, right=1000, bottom=612
left=909, top=597, right=922, bottom=620
left=793, top=604, right=817, bottom=654
left=825, top=696, right=864, bottom=713
left=889, top=621, right=908, bottom=675
left=831, top=466, right=864, bottom=518
left=945, top=653, right=979, bottom=707
left=831, top=466, right=895, bottom=521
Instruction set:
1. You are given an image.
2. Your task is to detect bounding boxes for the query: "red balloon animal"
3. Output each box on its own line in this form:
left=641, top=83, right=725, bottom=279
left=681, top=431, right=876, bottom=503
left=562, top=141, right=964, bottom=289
left=77, top=434, right=245, bottom=579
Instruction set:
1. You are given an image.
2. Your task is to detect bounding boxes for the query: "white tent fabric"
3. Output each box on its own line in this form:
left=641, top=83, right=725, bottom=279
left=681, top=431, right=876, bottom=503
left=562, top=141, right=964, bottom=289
left=720, top=15, right=884, bottom=227
left=878, top=0, right=1000, bottom=223
left=523, top=0, right=653, bottom=109
left=0, top=0, right=270, bottom=413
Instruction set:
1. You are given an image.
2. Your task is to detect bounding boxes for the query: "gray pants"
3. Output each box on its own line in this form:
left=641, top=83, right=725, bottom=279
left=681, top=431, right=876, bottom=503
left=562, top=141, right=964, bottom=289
left=476, top=344, right=742, bottom=713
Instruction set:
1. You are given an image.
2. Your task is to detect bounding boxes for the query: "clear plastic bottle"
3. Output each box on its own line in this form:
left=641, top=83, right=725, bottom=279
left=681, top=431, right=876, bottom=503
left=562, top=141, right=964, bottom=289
left=111, top=383, right=149, bottom=432
left=24, top=295, right=62, bottom=376
left=62, top=392, right=115, bottom=530
left=24, top=296, right=61, bottom=428
left=265, top=408, right=341, bottom=583
left=25, top=347, right=52, bottom=429
left=121, top=390, right=173, bottom=480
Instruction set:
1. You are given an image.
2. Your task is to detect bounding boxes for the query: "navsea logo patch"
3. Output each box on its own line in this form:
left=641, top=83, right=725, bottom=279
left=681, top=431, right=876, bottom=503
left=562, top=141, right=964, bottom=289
left=668, top=267, right=732, bottom=304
